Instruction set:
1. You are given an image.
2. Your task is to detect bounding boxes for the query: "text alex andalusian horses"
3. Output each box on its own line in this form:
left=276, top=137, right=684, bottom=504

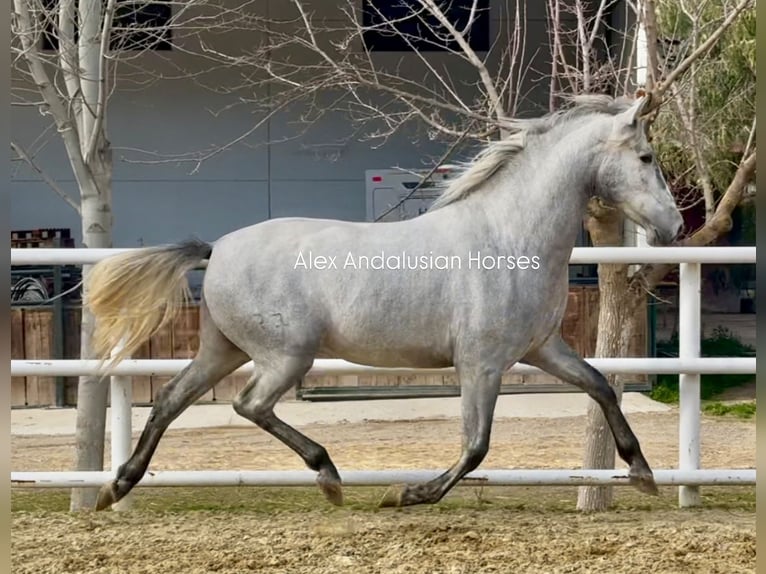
left=85, top=95, right=683, bottom=511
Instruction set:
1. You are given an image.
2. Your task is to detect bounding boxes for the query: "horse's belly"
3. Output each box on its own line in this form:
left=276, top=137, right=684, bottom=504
left=316, top=327, right=453, bottom=368
left=315, top=345, right=453, bottom=369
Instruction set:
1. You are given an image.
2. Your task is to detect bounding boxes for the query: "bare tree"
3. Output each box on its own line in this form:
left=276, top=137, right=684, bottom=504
left=10, top=0, right=255, bottom=510
left=12, top=0, right=123, bottom=511
left=550, top=0, right=756, bottom=512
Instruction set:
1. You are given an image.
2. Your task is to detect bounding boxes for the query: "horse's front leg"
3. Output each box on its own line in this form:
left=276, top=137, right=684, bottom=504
left=379, top=363, right=502, bottom=507
left=522, top=335, right=659, bottom=495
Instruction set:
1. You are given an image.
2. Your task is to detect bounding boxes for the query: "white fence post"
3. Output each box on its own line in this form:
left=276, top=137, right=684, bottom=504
left=678, top=262, right=702, bottom=507
left=109, top=340, right=133, bottom=511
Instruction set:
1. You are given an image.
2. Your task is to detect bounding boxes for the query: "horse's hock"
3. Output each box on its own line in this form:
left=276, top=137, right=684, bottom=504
left=10, top=285, right=647, bottom=408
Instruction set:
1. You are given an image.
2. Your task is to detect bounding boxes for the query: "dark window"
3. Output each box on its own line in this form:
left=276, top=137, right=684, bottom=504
left=41, top=0, right=172, bottom=52
left=362, top=0, right=490, bottom=52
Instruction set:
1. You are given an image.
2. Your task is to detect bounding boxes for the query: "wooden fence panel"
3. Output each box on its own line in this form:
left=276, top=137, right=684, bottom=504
left=172, top=307, right=215, bottom=402
left=213, top=372, right=250, bottom=402
left=131, top=339, right=153, bottom=404
left=63, top=307, right=81, bottom=405
left=23, top=309, right=56, bottom=406
left=11, top=310, right=27, bottom=406
left=149, top=322, right=174, bottom=402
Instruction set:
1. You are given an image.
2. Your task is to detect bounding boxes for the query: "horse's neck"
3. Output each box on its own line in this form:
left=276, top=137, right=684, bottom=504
left=476, top=135, right=593, bottom=259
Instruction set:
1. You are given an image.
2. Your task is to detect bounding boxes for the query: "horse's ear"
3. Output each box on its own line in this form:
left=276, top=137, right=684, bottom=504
left=612, top=95, right=650, bottom=136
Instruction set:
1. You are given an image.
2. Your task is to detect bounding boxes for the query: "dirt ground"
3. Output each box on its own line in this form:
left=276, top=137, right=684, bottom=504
left=11, top=409, right=756, bottom=574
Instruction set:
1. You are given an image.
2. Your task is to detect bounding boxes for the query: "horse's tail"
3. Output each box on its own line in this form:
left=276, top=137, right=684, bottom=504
left=85, top=238, right=213, bottom=367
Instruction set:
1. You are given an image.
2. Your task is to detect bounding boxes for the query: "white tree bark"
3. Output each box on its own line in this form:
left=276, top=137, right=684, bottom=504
left=577, top=207, right=633, bottom=511
left=70, top=141, right=113, bottom=511
left=69, top=0, right=116, bottom=511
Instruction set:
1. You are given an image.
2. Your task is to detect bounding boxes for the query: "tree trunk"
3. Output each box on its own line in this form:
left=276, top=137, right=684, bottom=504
left=70, top=143, right=114, bottom=511
left=576, top=204, right=641, bottom=512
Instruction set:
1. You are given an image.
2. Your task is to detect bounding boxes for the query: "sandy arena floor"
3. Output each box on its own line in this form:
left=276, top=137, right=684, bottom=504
left=11, top=409, right=756, bottom=574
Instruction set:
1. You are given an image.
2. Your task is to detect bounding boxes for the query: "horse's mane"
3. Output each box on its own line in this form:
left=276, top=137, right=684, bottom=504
left=428, top=95, right=636, bottom=210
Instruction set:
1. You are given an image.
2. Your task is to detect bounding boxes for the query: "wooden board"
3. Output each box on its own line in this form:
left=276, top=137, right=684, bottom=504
left=23, top=309, right=56, bottom=406
left=213, top=372, right=249, bottom=402
left=173, top=306, right=213, bottom=402
left=63, top=307, right=81, bottom=405
left=561, top=287, right=584, bottom=354
left=581, top=286, right=601, bottom=357
left=11, top=310, right=27, bottom=406
left=131, top=339, right=153, bottom=404
left=304, top=375, right=342, bottom=389
left=150, top=321, right=174, bottom=402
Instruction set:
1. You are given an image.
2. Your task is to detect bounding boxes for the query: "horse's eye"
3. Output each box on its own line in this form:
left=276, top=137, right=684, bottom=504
left=639, top=154, right=653, bottom=164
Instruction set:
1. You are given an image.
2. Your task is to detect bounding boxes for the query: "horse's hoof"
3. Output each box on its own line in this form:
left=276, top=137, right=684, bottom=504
left=95, top=482, right=117, bottom=511
left=378, top=484, right=405, bottom=508
left=316, top=467, right=344, bottom=506
left=629, top=467, right=659, bottom=496
left=318, top=477, right=344, bottom=506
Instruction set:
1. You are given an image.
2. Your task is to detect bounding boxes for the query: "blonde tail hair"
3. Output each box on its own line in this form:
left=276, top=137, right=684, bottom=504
left=84, top=239, right=212, bottom=368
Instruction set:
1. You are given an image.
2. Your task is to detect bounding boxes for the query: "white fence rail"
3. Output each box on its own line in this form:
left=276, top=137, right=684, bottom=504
left=10, top=246, right=757, bottom=510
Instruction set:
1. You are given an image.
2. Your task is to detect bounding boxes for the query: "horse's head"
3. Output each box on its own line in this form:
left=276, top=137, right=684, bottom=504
left=595, top=96, right=683, bottom=246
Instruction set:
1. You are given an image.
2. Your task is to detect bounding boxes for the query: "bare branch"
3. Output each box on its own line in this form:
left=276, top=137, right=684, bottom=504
left=417, top=0, right=509, bottom=132
left=742, top=117, right=756, bottom=159
left=641, top=0, right=661, bottom=90
left=84, top=0, right=118, bottom=165
left=58, top=0, right=83, bottom=121
left=670, top=83, right=716, bottom=219
left=11, top=140, right=81, bottom=214
left=374, top=122, right=474, bottom=221
left=645, top=0, right=753, bottom=108
left=12, top=0, right=92, bottom=192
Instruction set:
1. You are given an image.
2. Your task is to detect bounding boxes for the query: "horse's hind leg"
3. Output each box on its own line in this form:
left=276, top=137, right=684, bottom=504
left=232, top=356, right=344, bottom=506
left=96, top=302, right=249, bottom=510
left=522, top=335, right=658, bottom=495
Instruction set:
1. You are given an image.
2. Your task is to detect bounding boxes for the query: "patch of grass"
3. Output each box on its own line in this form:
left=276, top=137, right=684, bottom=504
left=648, top=381, right=680, bottom=403
left=703, top=401, right=756, bottom=419
left=649, top=326, right=755, bottom=404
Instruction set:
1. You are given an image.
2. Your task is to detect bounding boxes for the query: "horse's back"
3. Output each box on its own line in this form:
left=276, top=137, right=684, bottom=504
left=200, top=215, right=461, bottom=362
left=199, top=212, right=568, bottom=367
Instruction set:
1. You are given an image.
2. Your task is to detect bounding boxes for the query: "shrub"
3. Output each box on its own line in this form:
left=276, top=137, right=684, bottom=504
left=649, top=326, right=754, bottom=404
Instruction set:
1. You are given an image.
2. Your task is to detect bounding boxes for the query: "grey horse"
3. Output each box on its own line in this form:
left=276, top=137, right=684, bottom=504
left=86, top=94, right=682, bottom=511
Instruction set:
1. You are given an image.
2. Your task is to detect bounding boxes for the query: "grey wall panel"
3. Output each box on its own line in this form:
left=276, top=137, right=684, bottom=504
left=10, top=182, right=82, bottom=239
left=110, top=181, right=271, bottom=245
left=11, top=181, right=270, bottom=247
left=269, top=180, right=366, bottom=221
